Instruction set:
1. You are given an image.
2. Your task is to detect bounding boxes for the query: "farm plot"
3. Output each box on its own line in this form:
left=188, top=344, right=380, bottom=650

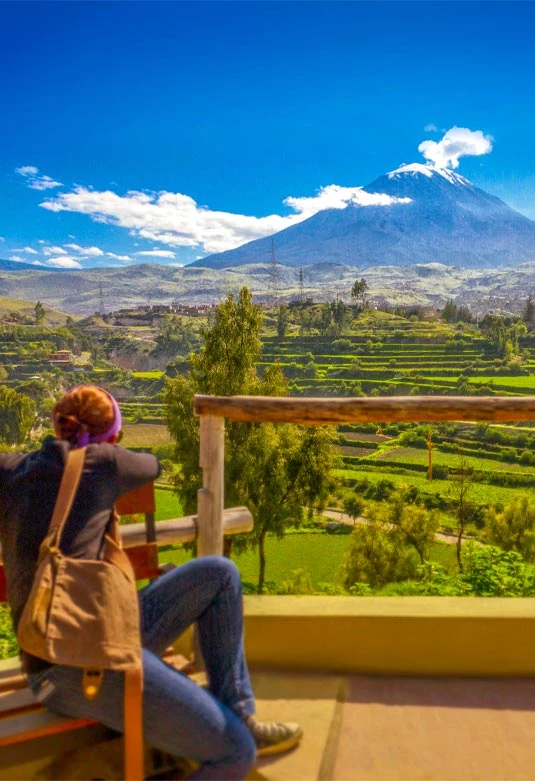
left=336, top=467, right=535, bottom=507
left=121, top=423, right=171, bottom=447
left=370, top=446, right=535, bottom=475
left=467, top=375, right=535, bottom=392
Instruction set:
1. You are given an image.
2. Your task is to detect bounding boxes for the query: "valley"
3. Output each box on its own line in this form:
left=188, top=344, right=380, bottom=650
left=2, top=295, right=535, bottom=602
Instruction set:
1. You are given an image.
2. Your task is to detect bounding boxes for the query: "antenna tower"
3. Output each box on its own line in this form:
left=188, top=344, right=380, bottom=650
left=298, top=267, right=305, bottom=303
left=99, top=283, right=105, bottom=316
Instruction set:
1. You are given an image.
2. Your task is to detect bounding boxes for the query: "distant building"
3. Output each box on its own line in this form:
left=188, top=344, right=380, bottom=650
left=46, top=350, right=73, bottom=363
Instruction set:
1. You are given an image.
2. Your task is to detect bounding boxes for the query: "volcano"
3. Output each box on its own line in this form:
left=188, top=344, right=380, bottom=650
left=193, top=163, right=535, bottom=270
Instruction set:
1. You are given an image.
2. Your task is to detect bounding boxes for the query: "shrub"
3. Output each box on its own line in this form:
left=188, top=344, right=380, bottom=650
left=342, top=520, right=419, bottom=589
left=332, top=339, right=352, bottom=353
left=0, top=605, right=17, bottom=659
left=279, top=568, right=314, bottom=594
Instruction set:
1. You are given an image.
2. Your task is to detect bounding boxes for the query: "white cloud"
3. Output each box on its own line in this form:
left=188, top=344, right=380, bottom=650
left=45, top=256, right=83, bottom=269
left=0, top=237, right=5, bottom=242
left=23, top=246, right=38, bottom=255
left=136, top=249, right=176, bottom=258
left=424, top=123, right=438, bottom=132
left=41, top=182, right=411, bottom=254
left=106, top=252, right=132, bottom=262
left=16, top=165, right=38, bottom=176
left=43, top=245, right=68, bottom=256
left=29, top=175, right=64, bottom=191
left=16, top=165, right=63, bottom=190
left=418, top=126, right=493, bottom=169
left=10, top=256, right=26, bottom=263
left=284, top=185, right=409, bottom=218
left=64, top=243, right=104, bottom=256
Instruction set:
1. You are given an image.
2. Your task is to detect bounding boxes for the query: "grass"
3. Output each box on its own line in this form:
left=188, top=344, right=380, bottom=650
left=155, top=532, right=461, bottom=591
left=154, top=487, right=183, bottom=521
left=467, top=375, right=535, bottom=390
left=121, top=423, right=171, bottom=447
left=131, top=370, right=164, bottom=379
left=156, top=533, right=354, bottom=589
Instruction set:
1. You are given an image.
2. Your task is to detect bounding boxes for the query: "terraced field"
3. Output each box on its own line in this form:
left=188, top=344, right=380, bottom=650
left=258, top=310, right=535, bottom=514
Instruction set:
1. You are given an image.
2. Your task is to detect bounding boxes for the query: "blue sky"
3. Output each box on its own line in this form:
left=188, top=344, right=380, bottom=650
left=2, top=1, right=535, bottom=269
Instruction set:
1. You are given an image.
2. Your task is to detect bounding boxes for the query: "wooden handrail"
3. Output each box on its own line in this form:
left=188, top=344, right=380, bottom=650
left=0, top=508, right=253, bottom=565
left=194, top=395, right=535, bottom=425
left=120, top=506, right=253, bottom=547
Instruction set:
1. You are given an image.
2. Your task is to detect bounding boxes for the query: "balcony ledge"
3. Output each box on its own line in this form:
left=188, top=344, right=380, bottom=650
left=243, top=596, right=535, bottom=677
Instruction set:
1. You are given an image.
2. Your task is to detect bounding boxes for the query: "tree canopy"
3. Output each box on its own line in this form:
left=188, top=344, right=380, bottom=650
left=164, top=287, right=337, bottom=591
left=0, top=386, right=36, bottom=445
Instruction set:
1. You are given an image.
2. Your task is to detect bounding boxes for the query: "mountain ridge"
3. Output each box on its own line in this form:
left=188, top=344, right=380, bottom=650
left=1, top=260, right=535, bottom=317
left=191, top=164, right=535, bottom=270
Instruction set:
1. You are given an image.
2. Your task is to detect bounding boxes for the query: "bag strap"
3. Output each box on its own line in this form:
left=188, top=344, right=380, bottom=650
left=46, top=447, right=145, bottom=779
left=46, top=447, right=86, bottom=544
left=124, top=666, right=144, bottom=781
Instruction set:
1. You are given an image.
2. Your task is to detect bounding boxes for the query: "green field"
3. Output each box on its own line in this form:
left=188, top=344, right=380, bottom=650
left=121, top=423, right=171, bottom=447
left=467, top=375, right=535, bottom=390
left=372, top=446, right=535, bottom=474
left=155, top=533, right=458, bottom=590
left=337, top=467, right=535, bottom=507
left=154, top=487, right=183, bottom=521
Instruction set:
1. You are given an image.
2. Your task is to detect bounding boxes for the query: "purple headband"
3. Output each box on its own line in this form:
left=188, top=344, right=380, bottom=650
left=55, top=386, right=122, bottom=448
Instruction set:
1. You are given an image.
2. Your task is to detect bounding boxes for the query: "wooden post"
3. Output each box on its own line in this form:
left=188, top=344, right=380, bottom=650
left=197, top=414, right=225, bottom=557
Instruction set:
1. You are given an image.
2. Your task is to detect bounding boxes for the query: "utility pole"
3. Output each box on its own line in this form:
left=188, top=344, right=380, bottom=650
left=427, top=425, right=433, bottom=481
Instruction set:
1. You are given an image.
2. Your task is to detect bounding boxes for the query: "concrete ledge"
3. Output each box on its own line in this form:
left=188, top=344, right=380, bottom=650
left=243, top=596, right=535, bottom=677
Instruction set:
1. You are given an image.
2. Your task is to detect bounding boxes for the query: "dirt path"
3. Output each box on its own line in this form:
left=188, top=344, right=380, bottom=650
left=323, top=509, right=477, bottom=545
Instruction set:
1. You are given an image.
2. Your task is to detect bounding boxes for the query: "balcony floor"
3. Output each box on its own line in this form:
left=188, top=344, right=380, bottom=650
left=252, top=672, right=535, bottom=781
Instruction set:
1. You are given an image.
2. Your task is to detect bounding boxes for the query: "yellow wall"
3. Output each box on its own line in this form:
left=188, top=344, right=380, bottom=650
left=243, top=596, right=535, bottom=676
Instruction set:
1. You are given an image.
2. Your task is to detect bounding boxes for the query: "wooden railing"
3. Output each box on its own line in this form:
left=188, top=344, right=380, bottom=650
left=194, top=394, right=535, bottom=549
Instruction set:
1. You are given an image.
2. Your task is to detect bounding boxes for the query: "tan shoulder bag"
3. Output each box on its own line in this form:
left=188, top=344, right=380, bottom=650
left=17, top=447, right=144, bottom=780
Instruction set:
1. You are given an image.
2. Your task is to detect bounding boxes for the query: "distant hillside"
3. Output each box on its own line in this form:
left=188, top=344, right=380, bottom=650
left=0, top=296, right=79, bottom=327
left=1, top=260, right=535, bottom=316
left=0, top=258, right=59, bottom=272
left=193, top=163, right=535, bottom=270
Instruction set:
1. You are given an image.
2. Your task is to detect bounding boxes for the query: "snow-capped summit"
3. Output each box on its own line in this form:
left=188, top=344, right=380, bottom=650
left=194, top=163, right=535, bottom=271
left=387, top=162, right=470, bottom=187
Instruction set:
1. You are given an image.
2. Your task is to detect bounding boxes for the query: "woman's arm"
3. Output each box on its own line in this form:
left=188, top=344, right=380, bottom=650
left=113, top=446, right=162, bottom=497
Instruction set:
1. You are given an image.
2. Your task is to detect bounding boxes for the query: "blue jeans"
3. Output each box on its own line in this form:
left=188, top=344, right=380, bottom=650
left=28, top=556, right=257, bottom=780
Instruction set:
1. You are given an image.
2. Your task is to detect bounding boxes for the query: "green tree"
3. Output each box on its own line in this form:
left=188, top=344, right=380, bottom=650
left=34, top=301, right=46, bottom=326
left=343, top=495, right=364, bottom=525
left=0, top=386, right=36, bottom=445
left=441, top=299, right=458, bottom=323
left=388, top=488, right=439, bottom=565
left=342, top=505, right=418, bottom=590
left=351, top=278, right=368, bottom=309
left=522, top=293, right=535, bottom=328
left=485, top=495, right=535, bottom=563
left=276, top=304, right=290, bottom=338
left=330, top=299, right=351, bottom=336
left=508, top=321, right=527, bottom=355
left=448, top=455, right=476, bottom=572
left=480, top=314, right=508, bottom=357
left=164, top=287, right=336, bottom=592
left=317, top=303, right=332, bottom=336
